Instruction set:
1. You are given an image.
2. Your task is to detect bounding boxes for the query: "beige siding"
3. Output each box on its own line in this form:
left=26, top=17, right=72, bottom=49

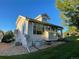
left=29, top=31, right=49, bottom=41
left=35, top=16, right=43, bottom=21
left=30, top=35, right=47, bottom=41
left=43, top=31, right=49, bottom=40
left=16, top=16, right=29, bottom=34
left=28, top=22, right=33, bottom=35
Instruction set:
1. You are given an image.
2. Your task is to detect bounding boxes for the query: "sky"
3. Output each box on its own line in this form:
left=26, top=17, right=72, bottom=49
left=0, top=0, right=67, bottom=31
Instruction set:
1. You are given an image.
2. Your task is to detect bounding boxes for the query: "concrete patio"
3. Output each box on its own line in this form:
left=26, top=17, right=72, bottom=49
left=0, top=41, right=65, bottom=56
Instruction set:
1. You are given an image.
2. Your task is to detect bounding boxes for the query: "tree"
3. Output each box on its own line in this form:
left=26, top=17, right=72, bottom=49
left=68, top=26, right=77, bottom=32
left=56, top=0, right=79, bottom=29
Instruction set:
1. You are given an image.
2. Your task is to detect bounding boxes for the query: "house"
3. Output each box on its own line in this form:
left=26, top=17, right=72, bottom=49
left=0, top=30, right=4, bottom=42
left=16, top=14, right=63, bottom=49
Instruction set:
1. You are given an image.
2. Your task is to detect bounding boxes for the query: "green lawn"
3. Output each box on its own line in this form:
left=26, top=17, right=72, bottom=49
left=0, top=37, right=79, bottom=59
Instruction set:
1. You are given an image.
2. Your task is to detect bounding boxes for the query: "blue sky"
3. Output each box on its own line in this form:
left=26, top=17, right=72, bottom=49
left=0, top=0, right=67, bottom=31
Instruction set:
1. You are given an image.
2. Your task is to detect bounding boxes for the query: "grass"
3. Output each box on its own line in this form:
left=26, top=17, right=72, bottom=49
left=0, top=36, right=79, bottom=59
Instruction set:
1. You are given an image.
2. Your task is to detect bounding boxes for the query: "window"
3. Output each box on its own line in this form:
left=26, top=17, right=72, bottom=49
left=43, top=18, right=47, bottom=22
left=45, top=26, right=51, bottom=31
left=51, top=26, right=55, bottom=31
left=33, top=23, right=44, bottom=34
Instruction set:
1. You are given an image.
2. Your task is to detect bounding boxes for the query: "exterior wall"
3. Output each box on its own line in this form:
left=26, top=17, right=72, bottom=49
left=25, top=20, right=29, bottom=34
left=28, top=22, right=47, bottom=41
left=49, top=32, right=58, bottom=40
left=43, top=31, right=49, bottom=40
left=28, top=22, right=58, bottom=41
left=0, top=32, right=4, bottom=42
left=43, top=31, right=58, bottom=41
left=35, top=16, right=43, bottom=21
left=30, top=35, right=45, bottom=41
left=29, top=34, right=48, bottom=42
left=29, top=30, right=58, bottom=41
left=28, top=22, right=33, bottom=35
left=16, top=16, right=29, bottom=34
left=29, top=35, right=45, bottom=47
left=28, top=23, right=49, bottom=41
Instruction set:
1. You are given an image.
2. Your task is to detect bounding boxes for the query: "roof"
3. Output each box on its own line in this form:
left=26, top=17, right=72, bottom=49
left=17, top=15, right=63, bottom=30
left=26, top=17, right=63, bottom=29
left=34, top=13, right=50, bottom=20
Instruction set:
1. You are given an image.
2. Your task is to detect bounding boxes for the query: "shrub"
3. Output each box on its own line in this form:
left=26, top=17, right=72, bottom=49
left=64, top=35, right=79, bottom=42
left=2, top=31, right=15, bottom=43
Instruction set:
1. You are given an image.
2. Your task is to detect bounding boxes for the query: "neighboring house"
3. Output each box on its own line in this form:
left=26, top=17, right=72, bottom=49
left=16, top=14, right=63, bottom=48
left=0, top=30, right=4, bottom=42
